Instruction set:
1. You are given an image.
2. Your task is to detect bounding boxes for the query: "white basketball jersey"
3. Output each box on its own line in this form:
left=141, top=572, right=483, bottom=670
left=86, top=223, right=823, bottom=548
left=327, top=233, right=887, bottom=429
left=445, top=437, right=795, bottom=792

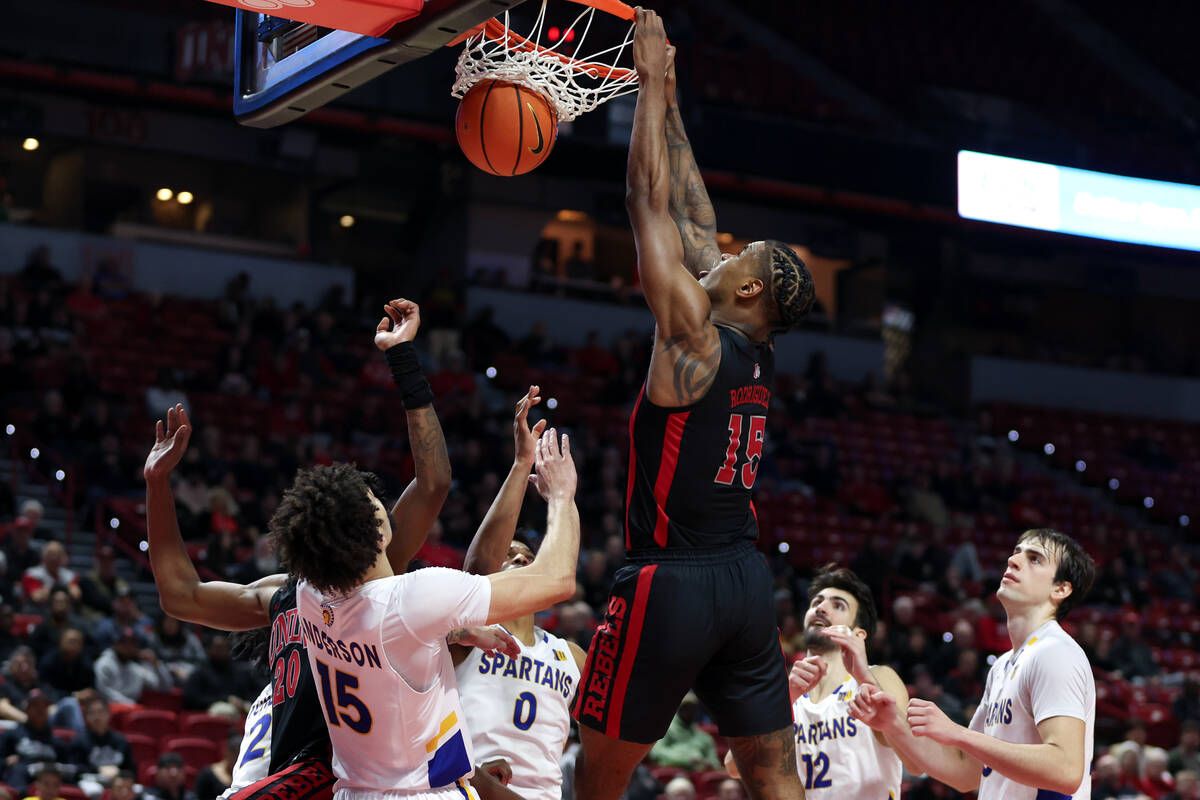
left=456, top=628, right=580, bottom=800
left=220, top=684, right=273, bottom=799
left=297, top=569, right=491, bottom=796
left=792, top=676, right=902, bottom=800
left=971, top=620, right=1094, bottom=800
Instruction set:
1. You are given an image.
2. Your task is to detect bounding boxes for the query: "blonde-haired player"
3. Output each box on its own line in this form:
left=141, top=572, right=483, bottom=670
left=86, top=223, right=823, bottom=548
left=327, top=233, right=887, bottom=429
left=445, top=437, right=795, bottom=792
left=850, top=529, right=1097, bottom=800
left=453, top=386, right=587, bottom=800
left=725, top=566, right=912, bottom=798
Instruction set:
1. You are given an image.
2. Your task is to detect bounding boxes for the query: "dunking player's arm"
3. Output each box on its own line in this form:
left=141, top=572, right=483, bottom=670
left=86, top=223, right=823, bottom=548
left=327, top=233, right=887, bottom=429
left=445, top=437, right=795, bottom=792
left=481, top=428, right=580, bottom=624
left=374, top=299, right=452, bottom=573
left=662, top=49, right=721, bottom=279
left=626, top=10, right=720, bottom=408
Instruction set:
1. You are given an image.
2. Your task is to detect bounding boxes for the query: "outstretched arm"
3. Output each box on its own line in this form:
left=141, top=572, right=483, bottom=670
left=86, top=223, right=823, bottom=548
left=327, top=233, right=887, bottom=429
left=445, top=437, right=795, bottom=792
left=627, top=8, right=712, bottom=342
left=463, top=386, right=546, bottom=576
left=663, top=49, right=721, bottom=278
left=144, top=405, right=275, bottom=631
left=373, top=299, right=452, bottom=573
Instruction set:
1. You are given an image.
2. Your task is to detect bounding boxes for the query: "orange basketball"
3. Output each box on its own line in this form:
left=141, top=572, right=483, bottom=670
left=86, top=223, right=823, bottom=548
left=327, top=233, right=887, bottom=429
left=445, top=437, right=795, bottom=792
left=456, top=79, right=559, bottom=176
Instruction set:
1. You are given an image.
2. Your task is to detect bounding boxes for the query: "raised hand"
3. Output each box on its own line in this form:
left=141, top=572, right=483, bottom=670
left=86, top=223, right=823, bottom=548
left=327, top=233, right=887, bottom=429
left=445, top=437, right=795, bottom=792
left=374, top=298, right=421, bottom=351
left=788, top=654, right=828, bottom=701
left=849, top=682, right=900, bottom=732
left=663, top=44, right=677, bottom=99
left=823, top=624, right=872, bottom=685
left=529, top=428, right=577, bottom=502
left=907, top=698, right=962, bottom=745
left=144, top=404, right=192, bottom=482
left=514, top=386, right=547, bottom=467
left=449, top=625, right=521, bottom=660
left=632, top=7, right=668, bottom=79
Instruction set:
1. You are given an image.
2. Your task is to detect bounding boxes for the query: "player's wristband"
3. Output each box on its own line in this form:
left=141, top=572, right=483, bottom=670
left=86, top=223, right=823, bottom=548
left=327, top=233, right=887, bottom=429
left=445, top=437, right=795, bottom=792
left=385, top=342, right=434, bottom=409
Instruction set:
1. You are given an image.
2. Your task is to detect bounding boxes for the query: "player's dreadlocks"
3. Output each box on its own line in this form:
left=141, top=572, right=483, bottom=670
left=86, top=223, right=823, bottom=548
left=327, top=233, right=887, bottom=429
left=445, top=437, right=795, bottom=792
left=763, top=240, right=815, bottom=331
left=269, top=464, right=388, bottom=596
left=230, top=625, right=270, bottom=674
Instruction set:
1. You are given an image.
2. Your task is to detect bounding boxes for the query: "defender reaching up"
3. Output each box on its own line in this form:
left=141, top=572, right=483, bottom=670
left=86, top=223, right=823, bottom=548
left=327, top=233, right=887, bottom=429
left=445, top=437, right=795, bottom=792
left=572, top=9, right=814, bottom=800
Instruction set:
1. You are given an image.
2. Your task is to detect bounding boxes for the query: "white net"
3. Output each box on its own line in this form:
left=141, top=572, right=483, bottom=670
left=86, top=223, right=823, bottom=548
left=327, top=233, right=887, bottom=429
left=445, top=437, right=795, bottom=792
left=451, top=0, right=640, bottom=123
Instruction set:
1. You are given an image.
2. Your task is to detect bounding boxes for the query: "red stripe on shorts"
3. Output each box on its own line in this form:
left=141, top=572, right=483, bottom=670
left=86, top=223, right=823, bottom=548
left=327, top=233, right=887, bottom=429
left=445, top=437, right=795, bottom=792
left=605, top=564, right=657, bottom=739
left=652, top=412, right=690, bottom=547
left=624, top=386, right=644, bottom=551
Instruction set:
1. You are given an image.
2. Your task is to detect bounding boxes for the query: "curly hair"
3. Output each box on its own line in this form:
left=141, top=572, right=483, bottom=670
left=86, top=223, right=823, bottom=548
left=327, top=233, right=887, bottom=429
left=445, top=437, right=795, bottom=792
left=269, top=463, right=385, bottom=596
left=230, top=626, right=270, bottom=673
left=763, top=240, right=815, bottom=330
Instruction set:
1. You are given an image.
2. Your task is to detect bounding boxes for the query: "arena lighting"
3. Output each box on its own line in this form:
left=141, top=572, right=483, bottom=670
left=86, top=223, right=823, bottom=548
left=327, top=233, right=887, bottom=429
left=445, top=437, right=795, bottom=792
left=109, top=518, right=120, bottom=529
left=1144, top=497, right=1155, bottom=509
left=555, top=209, right=588, bottom=222
left=547, top=25, right=560, bottom=41
left=959, top=150, right=1200, bottom=253
left=1007, top=429, right=1019, bottom=442
left=22, top=137, right=39, bottom=151
left=339, top=214, right=355, bottom=228
left=717, top=232, right=734, bottom=245
left=1108, top=478, right=1120, bottom=490
left=777, top=542, right=790, bottom=554
left=546, top=397, right=559, bottom=410
left=29, top=448, right=39, bottom=460
left=156, top=188, right=173, bottom=202
left=485, top=366, right=497, bottom=379
left=942, top=632, right=953, bottom=643
left=177, top=191, right=195, bottom=205
left=139, top=540, right=149, bottom=552
left=4, top=424, right=13, bottom=435
left=1181, top=515, right=1191, bottom=527
left=1043, top=443, right=1055, bottom=455
left=54, top=470, right=65, bottom=481
left=987, top=654, right=998, bottom=665
left=1075, top=460, right=1087, bottom=472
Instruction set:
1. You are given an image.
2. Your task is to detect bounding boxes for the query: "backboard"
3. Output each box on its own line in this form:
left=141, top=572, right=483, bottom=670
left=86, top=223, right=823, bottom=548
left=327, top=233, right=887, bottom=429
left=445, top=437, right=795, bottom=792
left=227, top=0, right=529, bottom=128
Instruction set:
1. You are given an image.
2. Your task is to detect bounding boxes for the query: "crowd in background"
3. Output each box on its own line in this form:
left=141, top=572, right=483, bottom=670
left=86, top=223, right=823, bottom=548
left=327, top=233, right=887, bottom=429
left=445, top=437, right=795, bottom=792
left=1, top=246, right=1198, bottom=800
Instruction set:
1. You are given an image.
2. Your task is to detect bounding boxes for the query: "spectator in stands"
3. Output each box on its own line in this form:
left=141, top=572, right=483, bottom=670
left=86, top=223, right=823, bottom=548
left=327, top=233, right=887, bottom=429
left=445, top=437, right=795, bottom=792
left=38, top=629, right=92, bottom=696
left=91, top=589, right=153, bottom=653
left=909, top=664, right=965, bottom=725
left=32, top=392, right=72, bottom=451
left=13, top=502, right=50, bottom=545
left=1091, top=753, right=1124, bottom=800
left=1164, top=771, right=1200, bottom=800
left=147, top=617, right=206, bottom=684
left=23, top=765, right=65, bottom=800
left=663, top=776, right=696, bottom=800
left=93, top=628, right=172, bottom=706
left=229, top=535, right=278, bottom=585
left=108, top=771, right=142, bottom=800
left=1140, top=747, right=1175, bottom=799
left=69, top=696, right=132, bottom=794
left=78, top=547, right=128, bottom=619
left=1177, top=678, right=1200, bottom=724
left=29, top=590, right=87, bottom=658
left=1, top=647, right=47, bottom=710
left=0, top=691, right=70, bottom=788
left=906, top=473, right=949, bottom=530
left=412, top=520, right=463, bottom=570
left=181, top=635, right=257, bottom=714
left=145, top=370, right=188, bottom=423
left=1171, top=722, right=1200, bottom=774
left=193, top=733, right=238, bottom=800
left=648, top=693, right=720, bottom=771
left=144, top=753, right=196, bottom=800
left=1111, top=612, right=1159, bottom=680
left=802, top=442, right=840, bottom=498
left=462, top=307, right=510, bottom=370
left=838, top=465, right=893, bottom=517
left=84, top=435, right=138, bottom=499
left=18, top=247, right=63, bottom=294
left=21, top=543, right=80, bottom=608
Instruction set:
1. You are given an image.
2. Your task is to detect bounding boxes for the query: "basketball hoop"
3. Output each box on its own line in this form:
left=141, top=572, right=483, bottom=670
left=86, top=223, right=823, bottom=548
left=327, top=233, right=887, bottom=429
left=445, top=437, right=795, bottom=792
left=451, top=0, right=639, bottom=123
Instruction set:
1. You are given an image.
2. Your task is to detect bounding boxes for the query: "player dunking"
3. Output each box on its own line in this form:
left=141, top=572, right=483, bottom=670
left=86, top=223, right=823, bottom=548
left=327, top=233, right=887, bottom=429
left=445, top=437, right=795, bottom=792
left=453, top=385, right=588, bottom=800
left=145, top=300, right=460, bottom=800
left=728, top=567, right=912, bottom=798
left=572, top=10, right=815, bottom=800
left=275, top=426, right=580, bottom=800
left=850, top=529, right=1097, bottom=799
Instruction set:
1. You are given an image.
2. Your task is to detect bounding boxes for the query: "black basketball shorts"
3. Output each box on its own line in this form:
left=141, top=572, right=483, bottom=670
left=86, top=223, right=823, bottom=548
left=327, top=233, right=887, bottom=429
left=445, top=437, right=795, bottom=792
left=571, top=541, right=791, bottom=743
left=227, top=755, right=336, bottom=800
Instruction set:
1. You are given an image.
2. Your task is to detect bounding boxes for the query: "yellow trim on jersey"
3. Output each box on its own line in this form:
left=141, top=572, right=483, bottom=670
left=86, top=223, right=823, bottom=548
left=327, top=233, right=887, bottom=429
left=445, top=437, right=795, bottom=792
left=425, top=711, right=459, bottom=753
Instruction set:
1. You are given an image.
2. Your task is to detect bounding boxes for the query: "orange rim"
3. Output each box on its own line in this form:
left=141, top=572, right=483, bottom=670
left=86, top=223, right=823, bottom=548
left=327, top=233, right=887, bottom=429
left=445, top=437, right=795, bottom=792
left=448, top=0, right=638, bottom=81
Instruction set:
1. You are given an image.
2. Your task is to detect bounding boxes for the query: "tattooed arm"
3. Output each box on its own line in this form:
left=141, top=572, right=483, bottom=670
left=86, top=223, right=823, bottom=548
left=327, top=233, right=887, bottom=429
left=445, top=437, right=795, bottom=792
left=727, top=728, right=807, bottom=799
left=664, top=48, right=721, bottom=278
left=628, top=10, right=720, bottom=407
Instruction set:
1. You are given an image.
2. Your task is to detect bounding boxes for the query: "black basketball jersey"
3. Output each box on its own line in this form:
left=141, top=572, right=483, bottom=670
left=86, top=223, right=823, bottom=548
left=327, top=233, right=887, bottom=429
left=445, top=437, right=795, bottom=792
left=267, top=580, right=328, bottom=772
left=625, top=325, right=774, bottom=553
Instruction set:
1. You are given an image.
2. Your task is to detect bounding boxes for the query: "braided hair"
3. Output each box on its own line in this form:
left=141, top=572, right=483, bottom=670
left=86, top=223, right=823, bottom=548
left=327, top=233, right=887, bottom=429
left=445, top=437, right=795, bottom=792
left=763, top=240, right=814, bottom=330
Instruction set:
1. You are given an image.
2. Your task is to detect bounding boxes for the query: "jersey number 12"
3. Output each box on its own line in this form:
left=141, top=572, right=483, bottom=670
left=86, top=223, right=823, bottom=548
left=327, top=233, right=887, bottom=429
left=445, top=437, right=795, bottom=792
left=714, top=414, right=766, bottom=489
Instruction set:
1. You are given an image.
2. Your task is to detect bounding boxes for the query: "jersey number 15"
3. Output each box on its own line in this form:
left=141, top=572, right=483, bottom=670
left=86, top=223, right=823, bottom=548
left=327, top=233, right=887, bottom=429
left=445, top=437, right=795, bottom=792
left=714, top=414, right=766, bottom=489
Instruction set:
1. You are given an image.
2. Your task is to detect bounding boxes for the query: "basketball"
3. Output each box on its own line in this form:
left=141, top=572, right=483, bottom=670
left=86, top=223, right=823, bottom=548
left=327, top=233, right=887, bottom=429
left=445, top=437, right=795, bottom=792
left=456, top=79, right=559, bottom=176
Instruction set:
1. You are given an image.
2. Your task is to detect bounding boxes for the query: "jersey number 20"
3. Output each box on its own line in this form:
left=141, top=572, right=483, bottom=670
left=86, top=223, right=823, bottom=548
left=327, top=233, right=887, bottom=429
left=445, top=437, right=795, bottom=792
left=714, top=414, right=766, bottom=489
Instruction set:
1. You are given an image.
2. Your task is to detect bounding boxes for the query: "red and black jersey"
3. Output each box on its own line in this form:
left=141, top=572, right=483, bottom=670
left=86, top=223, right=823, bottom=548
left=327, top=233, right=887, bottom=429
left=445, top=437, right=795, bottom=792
left=267, top=581, right=328, bottom=772
left=624, top=325, right=773, bottom=553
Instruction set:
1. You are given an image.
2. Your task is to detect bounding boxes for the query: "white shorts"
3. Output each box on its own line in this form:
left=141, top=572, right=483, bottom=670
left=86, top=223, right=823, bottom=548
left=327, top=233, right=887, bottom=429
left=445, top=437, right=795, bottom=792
left=336, top=783, right=478, bottom=800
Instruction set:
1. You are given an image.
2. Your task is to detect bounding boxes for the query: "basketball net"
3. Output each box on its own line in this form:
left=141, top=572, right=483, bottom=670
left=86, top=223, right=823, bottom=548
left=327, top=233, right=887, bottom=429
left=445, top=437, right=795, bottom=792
left=452, top=0, right=639, bottom=123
